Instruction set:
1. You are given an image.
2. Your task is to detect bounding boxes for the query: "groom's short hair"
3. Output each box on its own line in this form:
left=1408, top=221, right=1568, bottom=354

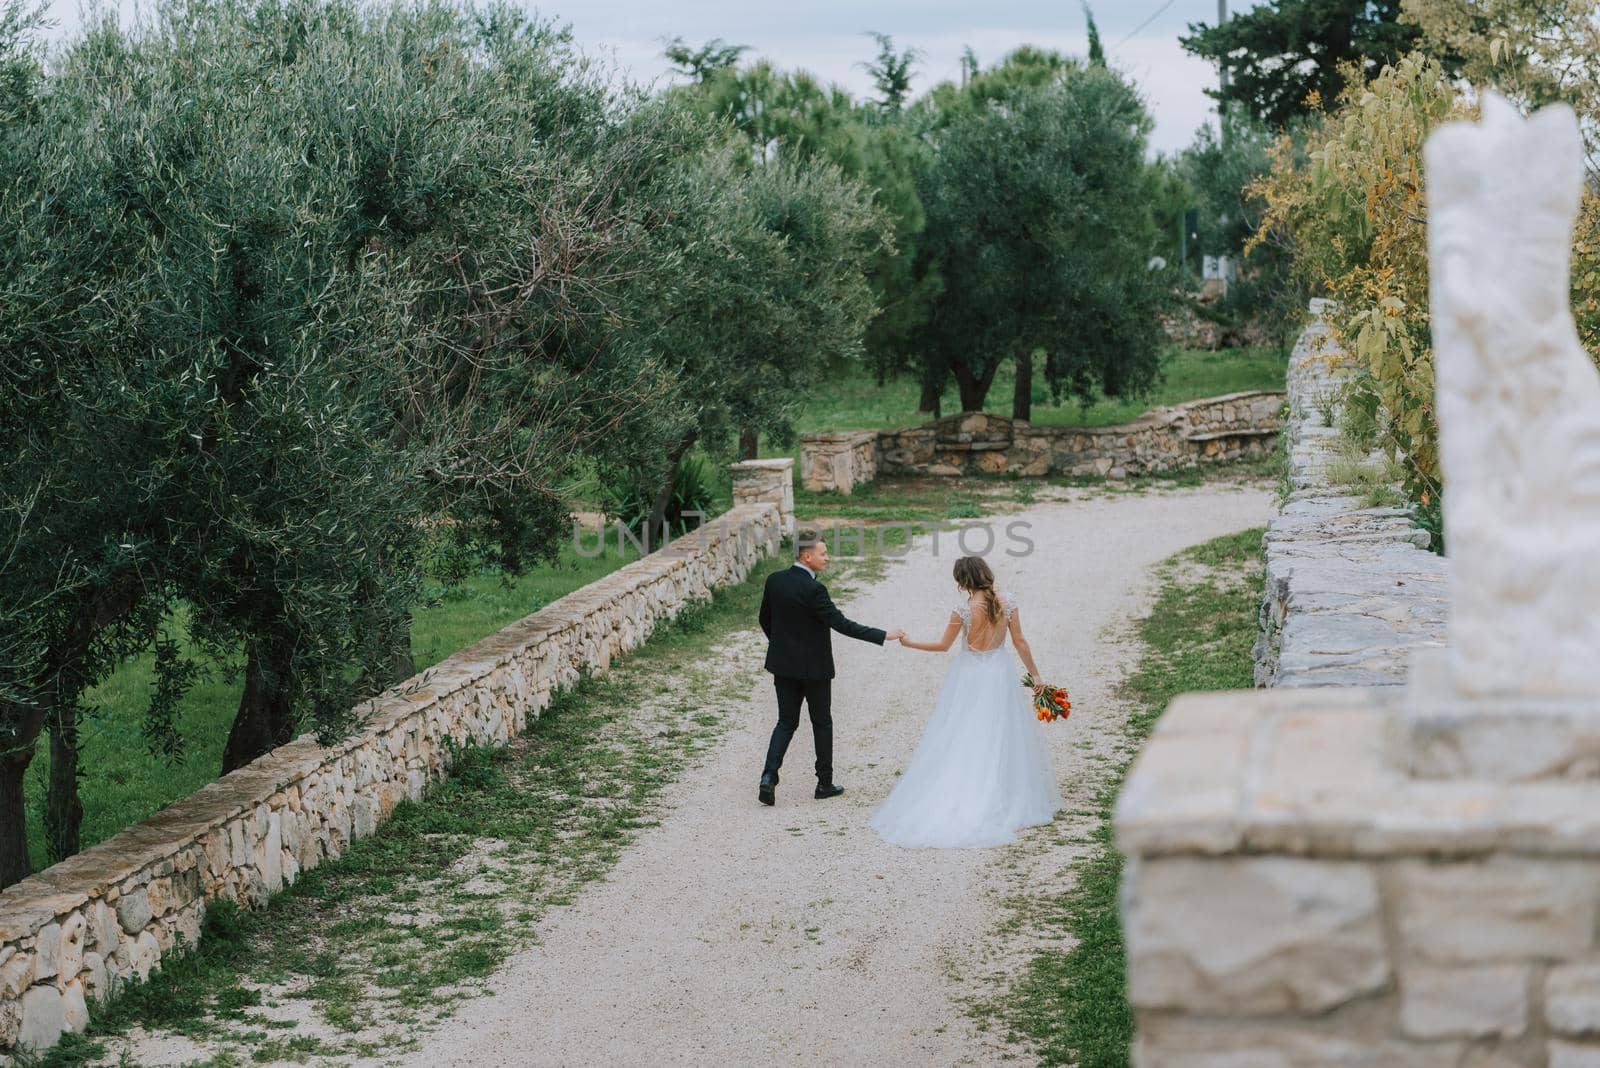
left=795, top=527, right=822, bottom=556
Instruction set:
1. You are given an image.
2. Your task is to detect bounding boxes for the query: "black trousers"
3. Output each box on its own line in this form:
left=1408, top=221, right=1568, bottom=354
left=763, top=675, right=833, bottom=785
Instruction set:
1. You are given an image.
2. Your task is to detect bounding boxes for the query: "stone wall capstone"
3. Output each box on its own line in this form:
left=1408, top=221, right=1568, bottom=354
left=798, top=390, right=1285, bottom=494
left=0, top=461, right=791, bottom=1061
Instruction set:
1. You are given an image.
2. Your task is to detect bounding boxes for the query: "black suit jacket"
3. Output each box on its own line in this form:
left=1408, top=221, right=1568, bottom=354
left=759, top=565, right=886, bottom=680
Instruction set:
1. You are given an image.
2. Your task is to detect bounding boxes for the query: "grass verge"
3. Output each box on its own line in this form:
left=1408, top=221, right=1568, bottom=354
left=987, top=527, right=1265, bottom=1067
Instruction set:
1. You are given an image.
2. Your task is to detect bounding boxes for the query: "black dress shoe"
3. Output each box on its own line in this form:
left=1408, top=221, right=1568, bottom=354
left=759, top=773, right=777, bottom=807
left=814, top=783, right=845, bottom=800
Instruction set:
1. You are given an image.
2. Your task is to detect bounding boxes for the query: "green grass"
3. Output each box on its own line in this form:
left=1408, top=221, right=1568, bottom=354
left=992, top=527, right=1265, bottom=1067
left=789, top=346, right=1285, bottom=436
left=23, top=540, right=644, bottom=872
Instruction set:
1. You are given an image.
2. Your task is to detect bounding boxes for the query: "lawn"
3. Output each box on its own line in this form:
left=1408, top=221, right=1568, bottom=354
left=22, top=539, right=643, bottom=873
left=791, top=346, right=1286, bottom=435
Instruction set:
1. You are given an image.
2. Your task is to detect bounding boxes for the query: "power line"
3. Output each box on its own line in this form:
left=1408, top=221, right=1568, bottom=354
left=1114, top=0, right=1181, bottom=49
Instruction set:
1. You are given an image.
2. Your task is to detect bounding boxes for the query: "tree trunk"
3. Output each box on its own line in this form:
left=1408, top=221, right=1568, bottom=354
left=0, top=742, right=35, bottom=889
left=45, top=708, right=82, bottom=864
left=387, top=614, right=415, bottom=686
left=222, top=629, right=298, bottom=774
left=918, top=378, right=941, bottom=419
left=1012, top=350, right=1033, bottom=423
left=738, top=427, right=758, bottom=461
left=951, top=357, right=1001, bottom=413
left=645, top=431, right=699, bottom=551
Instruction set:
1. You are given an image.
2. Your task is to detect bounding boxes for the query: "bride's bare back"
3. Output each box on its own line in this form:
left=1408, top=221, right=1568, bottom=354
left=902, top=587, right=1042, bottom=682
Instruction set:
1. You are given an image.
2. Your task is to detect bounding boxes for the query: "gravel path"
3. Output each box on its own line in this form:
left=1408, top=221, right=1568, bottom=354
left=394, top=485, right=1275, bottom=1066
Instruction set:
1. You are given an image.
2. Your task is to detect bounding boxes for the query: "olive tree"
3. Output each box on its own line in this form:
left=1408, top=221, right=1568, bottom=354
left=913, top=61, right=1171, bottom=415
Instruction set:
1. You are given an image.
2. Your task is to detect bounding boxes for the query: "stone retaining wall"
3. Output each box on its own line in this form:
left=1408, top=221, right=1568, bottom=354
left=0, top=464, right=792, bottom=1061
left=1252, top=301, right=1448, bottom=687
left=799, top=391, right=1285, bottom=494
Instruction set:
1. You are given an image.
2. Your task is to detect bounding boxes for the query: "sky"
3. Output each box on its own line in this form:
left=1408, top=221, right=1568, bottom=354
left=35, top=0, right=1250, bottom=157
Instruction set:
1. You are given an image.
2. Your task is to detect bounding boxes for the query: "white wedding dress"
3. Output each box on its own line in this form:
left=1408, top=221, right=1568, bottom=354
left=870, top=590, right=1061, bottom=848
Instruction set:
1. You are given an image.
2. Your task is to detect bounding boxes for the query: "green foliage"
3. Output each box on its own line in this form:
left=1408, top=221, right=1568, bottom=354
left=1171, top=109, right=1309, bottom=347
left=1181, top=0, right=1425, bottom=127
left=667, top=52, right=932, bottom=383
left=1084, top=3, right=1106, bottom=67
left=912, top=59, right=1172, bottom=411
left=0, top=0, right=888, bottom=881
left=861, top=32, right=920, bottom=114
left=1177, top=113, right=1277, bottom=259
left=661, top=35, right=747, bottom=83
left=1253, top=54, right=1462, bottom=502
left=617, top=128, right=888, bottom=459
left=601, top=455, right=718, bottom=536
left=1402, top=0, right=1600, bottom=164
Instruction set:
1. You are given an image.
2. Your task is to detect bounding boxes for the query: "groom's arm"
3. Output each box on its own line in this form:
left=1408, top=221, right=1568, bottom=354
left=759, top=579, right=773, bottom=639
left=810, top=582, right=885, bottom=645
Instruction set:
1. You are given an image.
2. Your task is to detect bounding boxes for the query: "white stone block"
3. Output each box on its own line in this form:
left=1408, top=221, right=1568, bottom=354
left=60, top=979, right=87, bottom=1031
left=17, top=984, right=65, bottom=1052
left=0, top=950, right=29, bottom=999
left=1399, top=964, right=1528, bottom=1039
left=31, top=925, right=59, bottom=982
left=145, top=876, right=173, bottom=919
left=86, top=900, right=119, bottom=956
left=54, top=913, right=85, bottom=986
left=1553, top=1042, right=1600, bottom=1068
left=1125, top=856, right=1388, bottom=1013
left=0, top=996, right=17, bottom=1049
left=1134, top=1017, right=1465, bottom=1067
left=1549, top=964, right=1600, bottom=1036
left=128, top=931, right=159, bottom=981
left=80, top=952, right=108, bottom=1003
left=115, top=888, right=152, bottom=935
left=1393, top=858, right=1599, bottom=963
left=259, top=812, right=283, bottom=894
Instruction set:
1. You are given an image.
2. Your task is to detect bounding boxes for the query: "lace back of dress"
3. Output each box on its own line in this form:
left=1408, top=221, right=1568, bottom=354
left=961, top=592, right=1012, bottom=654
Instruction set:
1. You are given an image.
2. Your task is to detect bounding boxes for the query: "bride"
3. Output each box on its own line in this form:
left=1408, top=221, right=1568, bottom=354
left=871, top=555, right=1061, bottom=848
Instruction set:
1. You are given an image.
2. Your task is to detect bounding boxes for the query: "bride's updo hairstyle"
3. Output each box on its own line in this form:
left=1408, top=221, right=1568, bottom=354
left=952, top=555, right=1001, bottom=626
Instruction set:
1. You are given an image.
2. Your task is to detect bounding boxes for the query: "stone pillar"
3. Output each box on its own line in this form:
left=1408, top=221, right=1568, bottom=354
left=799, top=431, right=878, bottom=494
left=1117, top=98, right=1600, bottom=1067
left=728, top=458, right=793, bottom=532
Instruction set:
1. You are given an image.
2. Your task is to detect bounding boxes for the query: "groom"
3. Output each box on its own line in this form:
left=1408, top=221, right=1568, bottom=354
left=757, top=527, right=903, bottom=806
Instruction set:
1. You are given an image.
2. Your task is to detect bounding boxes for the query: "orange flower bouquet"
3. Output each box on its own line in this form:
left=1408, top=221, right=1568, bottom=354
left=1020, top=673, right=1071, bottom=722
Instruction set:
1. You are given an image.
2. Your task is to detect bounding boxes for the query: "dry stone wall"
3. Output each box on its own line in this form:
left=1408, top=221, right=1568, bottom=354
left=798, top=391, right=1285, bottom=494
left=0, top=467, right=791, bottom=1062
left=1253, top=301, right=1448, bottom=687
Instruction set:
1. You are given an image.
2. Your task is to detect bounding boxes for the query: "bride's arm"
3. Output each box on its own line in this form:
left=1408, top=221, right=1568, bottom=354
left=899, top=612, right=963, bottom=653
left=1009, top=609, right=1044, bottom=681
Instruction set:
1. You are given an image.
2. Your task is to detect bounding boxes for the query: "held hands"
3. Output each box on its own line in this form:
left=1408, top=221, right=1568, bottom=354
left=885, top=628, right=906, bottom=643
